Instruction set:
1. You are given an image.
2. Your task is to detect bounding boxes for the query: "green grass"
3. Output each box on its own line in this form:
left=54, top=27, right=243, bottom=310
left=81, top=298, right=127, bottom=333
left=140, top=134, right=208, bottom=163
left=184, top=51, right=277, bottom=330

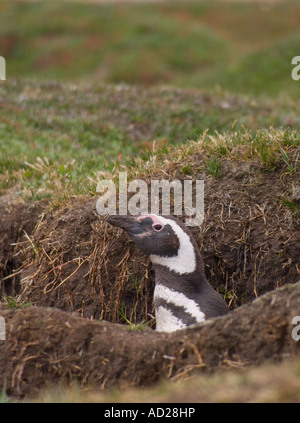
left=0, top=382, right=8, bottom=404
left=118, top=302, right=154, bottom=331
left=1, top=0, right=300, bottom=98
left=1, top=1, right=300, bottom=201
left=1, top=295, right=33, bottom=309
left=219, top=33, right=300, bottom=98
left=280, top=147, right=299, bottom=174
left=205, top=156, right=222, bottom=178
left=281, top=199, right=300, bottom=217
left=1, top=80, right=300, bottom=201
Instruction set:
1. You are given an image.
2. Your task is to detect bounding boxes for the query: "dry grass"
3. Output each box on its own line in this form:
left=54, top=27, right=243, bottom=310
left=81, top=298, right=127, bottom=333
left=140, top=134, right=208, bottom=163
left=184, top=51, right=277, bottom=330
left=8, top=126, right=298, bottom=327
left=1, top=122, right=299, bottom=402
left=31, top=355, right=300, bottom=403
left=87, top=127, right=300, bottom=189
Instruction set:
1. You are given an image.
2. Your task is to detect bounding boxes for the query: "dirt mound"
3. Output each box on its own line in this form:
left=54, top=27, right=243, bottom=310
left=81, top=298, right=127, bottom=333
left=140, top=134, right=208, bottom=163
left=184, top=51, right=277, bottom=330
left=8, top=155, right=300, bottom=325
left=0, top=150, right=300, bottom=400
left=0, top=194, right=44, bottom=297
left=1, top=281, right=299, bottom=399
left=17, top=197, right=153, bottom=323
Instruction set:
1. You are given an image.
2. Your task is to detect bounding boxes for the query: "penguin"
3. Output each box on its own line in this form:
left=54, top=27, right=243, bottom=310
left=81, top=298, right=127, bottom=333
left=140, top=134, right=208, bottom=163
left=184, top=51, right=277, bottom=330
left=106, top=214, right=229, bottom=332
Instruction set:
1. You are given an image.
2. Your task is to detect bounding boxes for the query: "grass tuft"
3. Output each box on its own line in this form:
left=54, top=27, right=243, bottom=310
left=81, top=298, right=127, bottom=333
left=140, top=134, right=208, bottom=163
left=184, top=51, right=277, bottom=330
left=205, top=156, right=222, bottom=178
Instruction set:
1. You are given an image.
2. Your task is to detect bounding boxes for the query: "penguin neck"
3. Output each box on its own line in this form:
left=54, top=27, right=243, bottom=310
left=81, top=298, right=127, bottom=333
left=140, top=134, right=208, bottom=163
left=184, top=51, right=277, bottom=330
left=152, top=250, right=208, bottom=293
left=149, top=221, right=208, bottom=290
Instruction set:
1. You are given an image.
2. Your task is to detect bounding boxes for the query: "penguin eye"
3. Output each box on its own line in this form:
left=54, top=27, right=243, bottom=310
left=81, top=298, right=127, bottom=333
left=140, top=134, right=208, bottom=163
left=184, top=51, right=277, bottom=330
left=152, top=223, right=163, bottom=232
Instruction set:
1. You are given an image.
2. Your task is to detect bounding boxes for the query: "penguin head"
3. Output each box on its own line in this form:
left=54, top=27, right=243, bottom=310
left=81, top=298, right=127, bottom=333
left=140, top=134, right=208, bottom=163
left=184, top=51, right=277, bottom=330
left=106, top=214, right=197, bottom=274
left=106, top=214, right=179, bottom=257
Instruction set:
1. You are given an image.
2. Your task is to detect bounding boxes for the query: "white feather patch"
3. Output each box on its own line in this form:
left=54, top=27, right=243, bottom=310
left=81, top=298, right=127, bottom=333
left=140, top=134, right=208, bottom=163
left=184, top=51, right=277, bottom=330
left=154, top=284, right=205, bottom=331
left=155, top=306, right=186, bottom=332
left=149, top=216, right=196, bottom=274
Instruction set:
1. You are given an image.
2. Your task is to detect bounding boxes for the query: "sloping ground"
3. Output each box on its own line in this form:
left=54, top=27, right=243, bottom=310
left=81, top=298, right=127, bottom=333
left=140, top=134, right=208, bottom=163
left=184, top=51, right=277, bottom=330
left=0, top=281, right=299, bottom=399
left=0, top=128, right=299, bottom=400
left=4, top=129, right=299, bottom=325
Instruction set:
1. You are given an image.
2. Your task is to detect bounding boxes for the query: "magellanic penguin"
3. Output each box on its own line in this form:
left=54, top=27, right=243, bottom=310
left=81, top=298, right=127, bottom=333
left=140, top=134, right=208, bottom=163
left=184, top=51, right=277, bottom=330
left=106, top=214, right=229, bottom=332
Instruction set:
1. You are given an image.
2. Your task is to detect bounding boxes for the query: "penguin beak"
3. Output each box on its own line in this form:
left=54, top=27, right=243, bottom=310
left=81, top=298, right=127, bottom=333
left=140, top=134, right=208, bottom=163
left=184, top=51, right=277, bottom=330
left=106, top=215, right=144, bottom=235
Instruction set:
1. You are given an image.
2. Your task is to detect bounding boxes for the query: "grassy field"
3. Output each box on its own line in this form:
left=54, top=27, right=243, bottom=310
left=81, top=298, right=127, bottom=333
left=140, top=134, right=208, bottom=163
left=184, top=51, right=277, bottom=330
left=1, top=80, right=300, bottom=201
left=1, top=0, right=300, bottom=97
left=1, top=0, right=300, bottom=202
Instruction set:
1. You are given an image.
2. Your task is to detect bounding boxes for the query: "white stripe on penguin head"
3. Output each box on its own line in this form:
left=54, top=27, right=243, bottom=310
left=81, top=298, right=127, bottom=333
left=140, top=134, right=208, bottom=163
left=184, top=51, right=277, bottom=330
left=146, top=215, right=196, bottom=275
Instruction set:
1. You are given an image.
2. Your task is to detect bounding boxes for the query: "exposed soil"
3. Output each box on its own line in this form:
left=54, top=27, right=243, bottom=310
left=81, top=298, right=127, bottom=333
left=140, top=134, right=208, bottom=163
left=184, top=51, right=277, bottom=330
left=0, top=193, right=45, bottom=297
left=0, top=280, right=299, bottom=399
left=3, top=156, right=299, bottom=323
left=0, top=154, right=300, bottom=399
